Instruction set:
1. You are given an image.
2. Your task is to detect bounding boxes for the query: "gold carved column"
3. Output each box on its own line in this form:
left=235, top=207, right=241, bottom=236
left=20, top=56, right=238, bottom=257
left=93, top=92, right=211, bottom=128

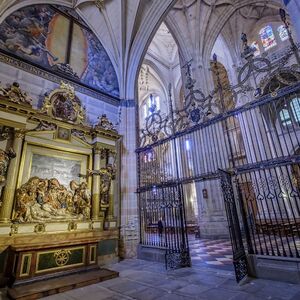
left=0, top=131, right=24, bottom=222
left=92, top=146, right=101, bottom=220
left=107, top=150, right=116, bottom=221
left=99, top=148, right=108, bottom=221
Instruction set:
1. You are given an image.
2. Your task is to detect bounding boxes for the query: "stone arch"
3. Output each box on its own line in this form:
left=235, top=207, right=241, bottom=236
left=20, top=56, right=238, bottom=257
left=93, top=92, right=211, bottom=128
left=202, top=0, right=283, bottom=64
left=126, top=0, right=178, bottom=100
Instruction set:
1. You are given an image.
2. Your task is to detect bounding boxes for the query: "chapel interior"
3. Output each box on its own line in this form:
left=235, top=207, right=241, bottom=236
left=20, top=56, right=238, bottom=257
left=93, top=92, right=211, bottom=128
left=0, top=0, right=300, bottom=299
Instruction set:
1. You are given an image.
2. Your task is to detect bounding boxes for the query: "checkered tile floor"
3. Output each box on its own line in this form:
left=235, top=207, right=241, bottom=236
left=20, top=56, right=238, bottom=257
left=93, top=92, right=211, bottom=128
left=188, top=235, right=234, bottom=270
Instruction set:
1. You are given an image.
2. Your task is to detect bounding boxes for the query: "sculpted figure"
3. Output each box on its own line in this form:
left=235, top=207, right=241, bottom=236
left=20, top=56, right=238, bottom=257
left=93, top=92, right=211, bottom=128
left=95, top=114, right=116, bottom=131
left=0, top=148, right=16, bottom=202
left=100, top=170, right=112, bottom=205
left=70, top=180, right=91, bottom=219
left=13, top=177, right=86, bottom=223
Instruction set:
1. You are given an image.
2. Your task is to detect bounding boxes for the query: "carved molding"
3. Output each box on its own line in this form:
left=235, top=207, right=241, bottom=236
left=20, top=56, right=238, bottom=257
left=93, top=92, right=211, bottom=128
left=0, top=82, right=33, bottom=106
left=33, top=121, right=57, bottom=132
left=51, top=63, right=79, bottom=79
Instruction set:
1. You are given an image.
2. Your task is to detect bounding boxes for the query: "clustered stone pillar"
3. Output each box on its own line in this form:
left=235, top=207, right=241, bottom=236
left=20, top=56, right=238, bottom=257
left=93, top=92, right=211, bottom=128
left=0, top=131, right=24, bottom=223
left=92, top=146, right=101, bottom=221
left=284, top=0, right=300, bottom=42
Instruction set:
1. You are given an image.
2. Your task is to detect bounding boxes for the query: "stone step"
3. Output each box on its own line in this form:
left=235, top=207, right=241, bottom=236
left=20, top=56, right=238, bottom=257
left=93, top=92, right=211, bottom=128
left=7, top=268, right=119, bottom=300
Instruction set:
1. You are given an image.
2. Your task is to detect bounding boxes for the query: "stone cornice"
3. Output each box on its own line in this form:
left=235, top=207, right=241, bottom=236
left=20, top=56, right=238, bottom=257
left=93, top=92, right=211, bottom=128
left=0, top=51, right=120, bottom=107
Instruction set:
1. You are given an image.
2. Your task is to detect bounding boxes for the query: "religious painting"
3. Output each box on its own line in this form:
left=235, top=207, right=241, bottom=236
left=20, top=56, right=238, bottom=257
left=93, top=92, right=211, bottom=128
left=0, top=5, right=119, bottom=97
left=19, top=145, right=88, bottom=189
left=30, top=154, right=81, bottom=188
left=55, top=127, right=71, bottom=141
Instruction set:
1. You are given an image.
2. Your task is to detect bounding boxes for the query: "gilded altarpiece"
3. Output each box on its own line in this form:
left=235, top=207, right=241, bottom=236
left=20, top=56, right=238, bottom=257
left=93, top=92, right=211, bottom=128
left=0, top=81, right=120, bottom=287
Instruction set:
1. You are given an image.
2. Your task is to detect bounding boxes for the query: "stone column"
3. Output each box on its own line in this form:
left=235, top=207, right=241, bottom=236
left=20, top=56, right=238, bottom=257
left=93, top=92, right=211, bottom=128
left=0, top=131, right=24, bottom=223
left=118, top=103, right=139, bottom=258
left=284, top=0, right=300, bottom=42
left=92, top=146, right=101, bottom=220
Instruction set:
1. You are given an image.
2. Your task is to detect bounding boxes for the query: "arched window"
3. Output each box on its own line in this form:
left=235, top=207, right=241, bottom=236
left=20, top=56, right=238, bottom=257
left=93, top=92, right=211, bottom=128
left=277, top=25, right=289, bottom=42
left=279, top=97, right=300, bottom=127
left=143, top=94, right=160, bottom=119
left=251, top=41, right=260, bottom=56
left=279, top=109, right=292, bottom=126
left=291, top=97, right=300, bottom=122
left=259, top=25, right=277, bottom=50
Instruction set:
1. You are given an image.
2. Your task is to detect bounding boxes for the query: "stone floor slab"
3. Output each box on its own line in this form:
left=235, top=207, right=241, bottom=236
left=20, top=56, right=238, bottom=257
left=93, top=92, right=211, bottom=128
left=2, top=258, right=300, bottom=300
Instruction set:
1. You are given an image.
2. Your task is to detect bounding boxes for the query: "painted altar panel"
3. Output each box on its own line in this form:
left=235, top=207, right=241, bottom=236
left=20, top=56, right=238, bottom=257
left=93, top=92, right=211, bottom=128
left=19, top=145, right=88, bottom=189
left=0, top=5, right=119, bottom=97
left=30, top=154, right=81, bottom=189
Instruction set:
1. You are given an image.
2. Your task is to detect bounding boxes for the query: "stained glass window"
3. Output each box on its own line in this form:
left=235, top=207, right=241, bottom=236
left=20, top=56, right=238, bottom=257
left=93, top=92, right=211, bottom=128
left=277, top=25, right=289, bottom=41
left=291, top=97, right=300, bottom=122
left=279, top=109, right=292, bottom=126
left=143, top=95, right=160, bottom=119
left=251, top=41, right=260, bottom=56
left=259, top=25, right=277, bottom=50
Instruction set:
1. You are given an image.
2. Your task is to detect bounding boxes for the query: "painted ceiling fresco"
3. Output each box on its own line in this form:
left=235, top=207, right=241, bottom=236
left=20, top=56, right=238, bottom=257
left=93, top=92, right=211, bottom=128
left=0, top=5, right=119, bottom=97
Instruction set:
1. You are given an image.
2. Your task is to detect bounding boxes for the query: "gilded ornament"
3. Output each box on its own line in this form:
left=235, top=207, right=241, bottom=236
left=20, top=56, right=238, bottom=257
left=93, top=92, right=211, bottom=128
left=54, top=249, right=71, bottom=266
left=33, top=121, right=57, bottom=132
left=34, top=223, right=45, bottom=233
left=10, top=223, right=18, bottom=235
left=94, top=114, right=117, bottom=132
left=0, top=148, right=16, bottom=202
left=89, top=221, right=94, bottom=230
left=15, top=130, right=26, bottom=139
left=41, top=82, right=86, bottom=125
left=68, top=221, right=77, bottom=231
left=0, top=82, right=33, bottom=106
left=0, top=127, right=11, bottom=141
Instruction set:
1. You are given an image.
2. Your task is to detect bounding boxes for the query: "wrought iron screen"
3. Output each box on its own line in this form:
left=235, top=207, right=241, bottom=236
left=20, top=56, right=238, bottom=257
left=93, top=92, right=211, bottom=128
left=137, top=10, right=300, bottom=276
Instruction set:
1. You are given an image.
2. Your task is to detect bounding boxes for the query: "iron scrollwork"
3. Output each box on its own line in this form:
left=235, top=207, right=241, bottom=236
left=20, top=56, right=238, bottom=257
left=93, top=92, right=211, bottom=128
left=139, top=13, right=300, bottom=148
left=220, top=169, right=248, bottom=283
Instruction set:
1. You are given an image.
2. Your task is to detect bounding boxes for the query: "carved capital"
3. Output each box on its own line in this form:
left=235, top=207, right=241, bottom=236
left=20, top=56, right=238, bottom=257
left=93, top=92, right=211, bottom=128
left=93, top=146, right=103, bottom=155
left=15, top=130, right=25, bottom=139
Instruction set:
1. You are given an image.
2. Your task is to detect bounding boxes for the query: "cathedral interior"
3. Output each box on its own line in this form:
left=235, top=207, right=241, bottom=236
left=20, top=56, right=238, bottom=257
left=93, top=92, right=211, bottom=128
left=0, top=0, right=300, bottom=299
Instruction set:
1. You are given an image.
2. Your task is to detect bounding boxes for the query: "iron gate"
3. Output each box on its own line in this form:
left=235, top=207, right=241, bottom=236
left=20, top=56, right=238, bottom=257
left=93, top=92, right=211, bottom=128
left=137, top=9, right=300, bottom=279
